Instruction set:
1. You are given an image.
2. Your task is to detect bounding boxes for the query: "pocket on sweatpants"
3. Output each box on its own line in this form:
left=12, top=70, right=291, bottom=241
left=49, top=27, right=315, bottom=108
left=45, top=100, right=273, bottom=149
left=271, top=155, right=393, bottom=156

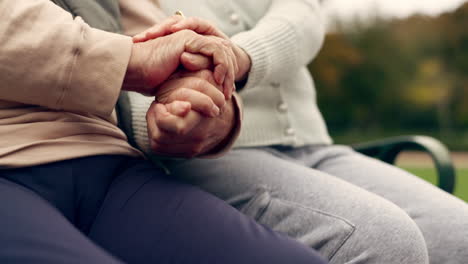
left=241, top=190, right=356, bottom=260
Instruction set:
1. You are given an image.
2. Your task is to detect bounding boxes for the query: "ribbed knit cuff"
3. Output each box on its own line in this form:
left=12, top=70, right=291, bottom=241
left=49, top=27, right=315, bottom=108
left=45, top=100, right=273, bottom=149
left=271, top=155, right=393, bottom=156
left=231, top=19, right=298, bottom=90
left=129, top=93, right=154, bottom=154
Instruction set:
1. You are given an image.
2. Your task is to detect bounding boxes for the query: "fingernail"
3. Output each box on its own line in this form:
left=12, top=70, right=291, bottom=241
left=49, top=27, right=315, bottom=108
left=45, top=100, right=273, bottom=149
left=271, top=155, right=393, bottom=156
left=212, top=105, right=220, bottom=116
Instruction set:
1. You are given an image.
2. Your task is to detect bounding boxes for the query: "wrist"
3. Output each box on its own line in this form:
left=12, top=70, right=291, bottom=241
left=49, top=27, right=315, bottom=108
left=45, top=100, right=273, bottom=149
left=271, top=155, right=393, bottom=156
left=221, top=99, right=236, bottom=137
left=235, top=47, right=252, bottom=81
left=202, top=96, right=240, bottom=157
left=122, top=44, right=144, bottom=92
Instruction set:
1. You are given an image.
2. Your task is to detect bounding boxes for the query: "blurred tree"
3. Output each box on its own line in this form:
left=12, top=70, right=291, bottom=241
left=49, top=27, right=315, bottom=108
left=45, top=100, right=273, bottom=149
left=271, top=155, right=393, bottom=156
left=309, top=2, right=468, bottom=148
left=438, top=3, right=468, bottom=129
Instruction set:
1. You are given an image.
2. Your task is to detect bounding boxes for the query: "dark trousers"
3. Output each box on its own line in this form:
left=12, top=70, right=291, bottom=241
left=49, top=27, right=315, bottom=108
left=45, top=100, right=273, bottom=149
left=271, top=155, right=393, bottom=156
left=0, top=155, right=326, bottom=264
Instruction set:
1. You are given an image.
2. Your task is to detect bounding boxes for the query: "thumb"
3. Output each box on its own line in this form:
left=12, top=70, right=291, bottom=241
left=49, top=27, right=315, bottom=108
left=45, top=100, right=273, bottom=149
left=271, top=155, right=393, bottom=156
left=165, top=101, right=192, bottom=117
left=181, top=52, right=213, bottom=71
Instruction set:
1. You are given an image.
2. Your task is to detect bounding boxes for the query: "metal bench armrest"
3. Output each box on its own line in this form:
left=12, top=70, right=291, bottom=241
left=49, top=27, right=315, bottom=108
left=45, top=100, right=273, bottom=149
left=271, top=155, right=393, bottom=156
left=352, top=135, right=456, bottom=193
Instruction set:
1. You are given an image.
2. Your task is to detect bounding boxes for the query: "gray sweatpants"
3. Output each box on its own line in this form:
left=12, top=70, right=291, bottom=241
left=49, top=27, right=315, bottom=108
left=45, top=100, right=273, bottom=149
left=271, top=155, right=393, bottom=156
left=167, top=145, right=468, bottom=264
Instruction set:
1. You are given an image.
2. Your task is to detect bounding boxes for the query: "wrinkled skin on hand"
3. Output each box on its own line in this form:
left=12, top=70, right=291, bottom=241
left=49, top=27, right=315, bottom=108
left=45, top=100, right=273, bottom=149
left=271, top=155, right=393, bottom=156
left=131, top=16, right=246, bottom=157
left=123, top=29, right=236, bottom=99
left=153, top=70, right=226, bottom=118
left=134, top=15, right=251, bottom=83
left=146, top=70, right=236, bottom=158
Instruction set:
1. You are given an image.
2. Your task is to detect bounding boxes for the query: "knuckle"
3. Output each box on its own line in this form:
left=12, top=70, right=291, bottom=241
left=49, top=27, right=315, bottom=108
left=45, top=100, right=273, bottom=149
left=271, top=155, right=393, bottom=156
left=207, top=73, right=218, bottom=85
left=153, top=135, right=165, bottom=145
left=202, top=97, right=215, bottom=110
left=185, top=53, right=197, bottom=64
left=181, top=29, right=195, bottom=37
left=206, top=36, right=219, bottom=44
left=221, top=39, right=232, bottom=47
left=199, top=70, right=213, bottom=80
left=214, top=38, right=225, bottom=47
left=199, top=99, right=210, bottom=114
left=153, top=111, right=165, bottom=123
left=210, top=89, right=224, bottom=103
left=175, top=88, right=191, bottom=100
left=148, top=127, right=164, bottom=143
left=199, top=17, right=213, bottom=27
left=216, top=63, right=228, bottom=73
left=154, top=125, right=167, bottom=138
left=192, top=78, right=208, bottom=90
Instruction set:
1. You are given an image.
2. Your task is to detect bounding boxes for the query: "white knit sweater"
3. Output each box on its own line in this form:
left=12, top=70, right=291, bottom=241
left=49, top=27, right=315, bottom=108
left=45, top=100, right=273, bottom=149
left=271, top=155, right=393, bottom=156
left=129, top=0, right=332, bottom=153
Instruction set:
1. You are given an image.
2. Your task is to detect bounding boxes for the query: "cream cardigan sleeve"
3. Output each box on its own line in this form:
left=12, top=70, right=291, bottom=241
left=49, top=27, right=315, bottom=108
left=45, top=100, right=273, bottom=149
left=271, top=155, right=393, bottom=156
left=230, top=0, right=325, bottom=90
left=0, top=0, right=132, bottom=117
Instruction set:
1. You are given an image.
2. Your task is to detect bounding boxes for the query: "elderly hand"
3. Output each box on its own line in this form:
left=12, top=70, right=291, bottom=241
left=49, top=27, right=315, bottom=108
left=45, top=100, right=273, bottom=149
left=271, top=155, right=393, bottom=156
left=134, top=15, right=251, bottom=82
left=122, top=29, right=236, bottom=99
left=154, top=70, right=226, bottom=118
left=146, top=70, right=236, bottom=158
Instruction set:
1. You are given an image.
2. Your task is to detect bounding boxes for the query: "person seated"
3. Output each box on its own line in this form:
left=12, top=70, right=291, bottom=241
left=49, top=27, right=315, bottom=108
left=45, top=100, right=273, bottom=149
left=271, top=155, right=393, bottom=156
left=0, top=1, right=329, bottom=263
left=128, top=0, right=468, bottom=263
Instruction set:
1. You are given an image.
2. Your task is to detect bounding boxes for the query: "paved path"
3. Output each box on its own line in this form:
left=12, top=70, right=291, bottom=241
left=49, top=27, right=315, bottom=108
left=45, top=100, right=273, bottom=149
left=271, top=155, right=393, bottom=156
left=396, top=151, right=468, bottom=168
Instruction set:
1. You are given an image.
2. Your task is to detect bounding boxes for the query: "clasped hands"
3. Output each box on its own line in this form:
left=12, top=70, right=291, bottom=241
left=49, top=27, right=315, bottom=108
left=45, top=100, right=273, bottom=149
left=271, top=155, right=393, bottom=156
left=123, top=16, right=251, bottom=157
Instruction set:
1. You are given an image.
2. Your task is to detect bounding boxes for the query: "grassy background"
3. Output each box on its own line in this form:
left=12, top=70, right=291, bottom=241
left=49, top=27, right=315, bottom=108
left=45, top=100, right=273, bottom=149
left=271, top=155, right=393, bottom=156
left=401, top=167, right=468, bottom=202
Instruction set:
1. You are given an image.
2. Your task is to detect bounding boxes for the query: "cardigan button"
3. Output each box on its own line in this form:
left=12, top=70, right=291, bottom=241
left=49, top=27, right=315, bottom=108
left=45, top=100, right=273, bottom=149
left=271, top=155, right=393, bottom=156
left=285, top=127, right=296, bottom=136
left=229, top=13, right=240, bottom=25
left=271, top=82, right=280, bottom=88
left=278, top=102, right=288, bottom=113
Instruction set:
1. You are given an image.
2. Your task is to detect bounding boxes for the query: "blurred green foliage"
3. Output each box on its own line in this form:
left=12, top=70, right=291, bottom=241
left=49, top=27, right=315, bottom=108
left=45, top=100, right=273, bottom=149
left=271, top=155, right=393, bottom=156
left=309, top=3, right=468, bottom=149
